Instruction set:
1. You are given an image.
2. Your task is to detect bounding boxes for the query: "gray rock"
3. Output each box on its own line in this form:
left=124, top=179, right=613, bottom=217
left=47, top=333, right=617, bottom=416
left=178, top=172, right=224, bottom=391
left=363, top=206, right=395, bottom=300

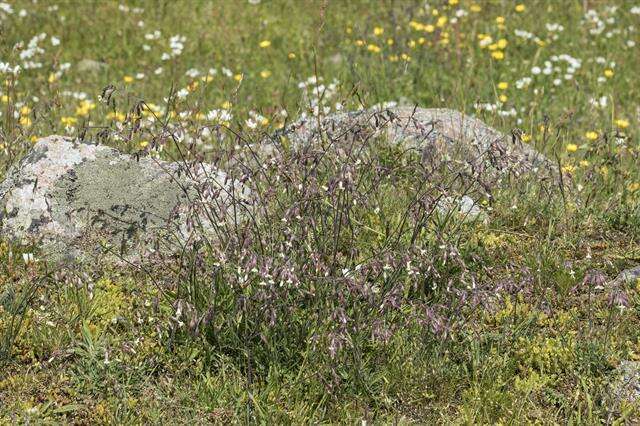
left=612, top=266, right=640, bottom=286
left=436, top=195, right=487, bottom=222
left=0, top=136, right=249, bottom=263
left=266, top=107, right=554, bottom=182
left=609, top=360, right=640, bottom=419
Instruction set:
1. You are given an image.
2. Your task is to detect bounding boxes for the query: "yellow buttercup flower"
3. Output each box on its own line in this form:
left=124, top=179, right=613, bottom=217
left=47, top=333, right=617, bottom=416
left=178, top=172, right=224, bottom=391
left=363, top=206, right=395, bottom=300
left=373, top=27, right=384, bottom=36
left=585, top=131, right=598, bottom=140
left=123, top=75, right=134, bottom=84
left=515, top=4, right=525, bottom=12
left=497, top=82, right=508, bottom=90
left=259, top=40, right=271, bottom=48
left=496, top=16, right=505, bottom=25
left=106, top=111, right=125, bottom=122
left=566, top=144, right=578, bottom=153
left=260, top=70, right=271, bottom=79
left=629, top=183, right=640, bottom=192
left=615, top=118, right=629, bottom=128
left=491, top=51, right=505, bottom=60
left=604, top=69, right=614, bottom=78
left=61, top=116, right=78, bottom=126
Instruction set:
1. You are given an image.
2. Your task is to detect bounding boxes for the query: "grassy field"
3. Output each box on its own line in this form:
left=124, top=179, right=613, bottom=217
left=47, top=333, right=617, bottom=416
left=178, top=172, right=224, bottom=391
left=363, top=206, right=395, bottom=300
left=1, top=0, right=640, bottom=423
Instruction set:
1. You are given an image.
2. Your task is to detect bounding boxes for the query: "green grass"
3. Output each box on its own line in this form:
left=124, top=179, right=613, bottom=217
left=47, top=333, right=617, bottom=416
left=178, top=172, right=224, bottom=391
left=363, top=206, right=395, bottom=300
left=1, top=0, right=640, bottom=423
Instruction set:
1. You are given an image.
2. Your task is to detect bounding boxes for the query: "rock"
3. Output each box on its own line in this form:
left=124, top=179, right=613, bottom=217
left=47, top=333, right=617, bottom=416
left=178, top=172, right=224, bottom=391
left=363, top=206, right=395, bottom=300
left=0, top=136, right=249, bottom=263
left=612, top=266, right=640, bottom=286
left=76, top=59, right=108, bottom=73
left=253, top=107, right=557, bottom=213
left=436, top=195, right=487, bottom=222
left=266, top=107, right=554, bottom=183
left=609, top=360, right=640, bottom=419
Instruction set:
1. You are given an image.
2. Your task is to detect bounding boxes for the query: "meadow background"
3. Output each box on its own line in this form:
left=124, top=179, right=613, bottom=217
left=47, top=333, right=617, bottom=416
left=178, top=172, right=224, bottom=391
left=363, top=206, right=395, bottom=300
left=1, top=0, right=640, bottom=423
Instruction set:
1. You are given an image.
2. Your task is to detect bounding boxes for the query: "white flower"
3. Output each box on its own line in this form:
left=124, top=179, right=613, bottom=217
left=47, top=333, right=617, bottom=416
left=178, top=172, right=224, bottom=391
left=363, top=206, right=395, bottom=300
left=0, top=2, right=14, bottom=14
left=531, top=66, right=541, bottom=75
left=51, top=36, right=60, bottom=46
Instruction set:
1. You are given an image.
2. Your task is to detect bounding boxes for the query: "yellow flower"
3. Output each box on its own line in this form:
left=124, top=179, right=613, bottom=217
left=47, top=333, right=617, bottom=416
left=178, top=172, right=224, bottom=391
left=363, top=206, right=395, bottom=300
left=436, top=16, right=448, bottom=27
left=521, top=133, right=532, bottom=142
left=401, top=53, right=411, bottom=61
left=585, top=131, right=598, bottom=140
left=1, top=94, right=8, bottom=103
left=579, top=160, right=590, bottom=167
left=221, top=101, right=232, bottom=109
left=260, top=70, right=271, bottom=78
left=201, top=75, right=214, bottom=83
left=424, top=24, right=435, bottom=33
left=566, top=143, right=578, bottom=153
left=187, top=81, right=199, bottom=92
left=346, top=27, right=352, bottom=34
left=499, top=94, right=508, bottom=102
left=30, top=135, right=38, bottom=143
left=491, top=51, right=505, bottom=60
left=367, top=44, right=381, bottom=53
left=20, top=105, right=31, bottom=115
left=355, top=39, right=365, bottom=46
left=387, top=38, right=394, bottom=45
left=448, top=0, right=459, bottom=5
left=373, top=27, right=384, bottom=36
left=61, top=116, right=78, bottom=126
left=497, top=39, right=508, bottom=49
left=604, top=69, right=614, bottom=78
left=389, top=55, right=399, bottom=62
left=123, top=75, right=134, bottom=84
left=496, top=16, right=505, bottom=25
left=259, top=40, right=271, bottom=48
left=408, top=40, right=416, bottom=48
left=628, top=183, right=640, bottom=192
left=48, top=73, right=57, bottom=83
left=106, top=111, right=125, bottom=122
left=288, top=52, right=296, bottom=59
left=234, top=73, right=243, bottom=82
left=139, top=140, right=149, bottom=148
left=497, top=82, right=509, bottom=90
left=470, top=4, right=481, bottom=12
left=561, top=164, right=576, bottom=174
left=515, top=4, right=525, bottom=12
left=615, top=118, right=629, bottom=128
left=19, top=116, right=32, bottom=127
left=75, top=100, right=96, bottom=117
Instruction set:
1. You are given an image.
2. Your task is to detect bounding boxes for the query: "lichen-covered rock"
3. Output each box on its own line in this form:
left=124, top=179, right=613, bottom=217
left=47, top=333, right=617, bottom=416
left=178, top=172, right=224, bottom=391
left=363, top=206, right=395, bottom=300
left=266, top=107, right=554, bottom=183
left=609, top=360, right=640, bottom=419
left=0, top=136, right=249, bottom=263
